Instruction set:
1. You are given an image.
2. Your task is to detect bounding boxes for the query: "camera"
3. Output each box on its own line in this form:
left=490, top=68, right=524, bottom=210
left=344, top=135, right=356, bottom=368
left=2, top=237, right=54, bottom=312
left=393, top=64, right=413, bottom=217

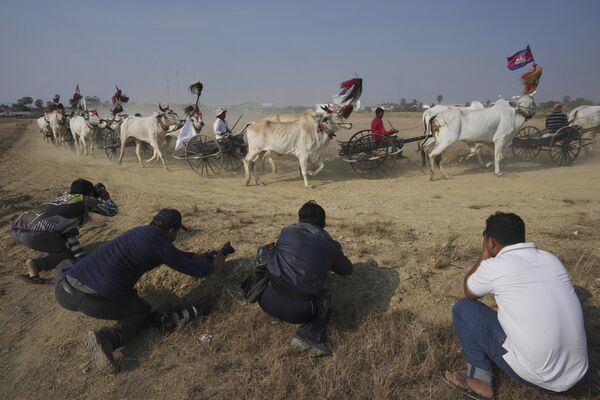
left=93, top=182, right=106, bottom=198
left=207, top=241, right=236, bottom=263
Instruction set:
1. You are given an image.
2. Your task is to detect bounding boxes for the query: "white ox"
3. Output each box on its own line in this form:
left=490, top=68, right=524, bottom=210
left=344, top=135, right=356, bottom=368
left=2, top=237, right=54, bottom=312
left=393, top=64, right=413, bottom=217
left=257, top=110, right=315, bottom=173
left=117, top=105, right=181, bottom=168
left=37, top=116, right=52, bottom=141
left=568, top=105, right=600, bottom=153
left=422, top=101, right=488, bottom=166
left=424, top=95, right=536, bottom=179
left=37, top=109, right=67, bottom=145
left=244, top=108, right=351, bottom=188
left=69, top=110, right=104, bottom=156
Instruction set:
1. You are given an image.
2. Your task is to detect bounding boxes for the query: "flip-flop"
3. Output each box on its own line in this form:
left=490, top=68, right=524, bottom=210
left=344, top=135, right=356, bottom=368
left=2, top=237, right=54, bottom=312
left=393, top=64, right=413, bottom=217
left=442, top=371, right=492, bottom=400
left=17, top=274, right=53, bottom=285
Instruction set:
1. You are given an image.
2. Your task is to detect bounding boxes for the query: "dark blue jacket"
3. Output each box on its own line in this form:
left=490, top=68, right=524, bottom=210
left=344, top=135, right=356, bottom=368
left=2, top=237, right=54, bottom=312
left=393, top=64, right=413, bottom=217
left=267, top=223, right=352, bottom=297
left=67, top=225, right=211, bottom=298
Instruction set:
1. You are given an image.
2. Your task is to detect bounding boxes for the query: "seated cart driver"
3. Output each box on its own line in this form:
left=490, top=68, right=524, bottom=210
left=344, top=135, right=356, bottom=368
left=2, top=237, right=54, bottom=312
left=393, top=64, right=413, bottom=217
left=545, top=103, right=568, bottom=135
left=371, top=107, right=405, bottom=157
left=213, top=108, right=246, bottom=155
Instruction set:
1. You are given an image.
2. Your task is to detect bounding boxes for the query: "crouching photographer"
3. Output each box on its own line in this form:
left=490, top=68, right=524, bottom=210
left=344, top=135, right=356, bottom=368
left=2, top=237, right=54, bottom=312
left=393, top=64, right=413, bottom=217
left=245, top=201, right=353, bottom=356
left=54, top=208, right=235, bottom=374
left=9, top=178, right=118, bottom=284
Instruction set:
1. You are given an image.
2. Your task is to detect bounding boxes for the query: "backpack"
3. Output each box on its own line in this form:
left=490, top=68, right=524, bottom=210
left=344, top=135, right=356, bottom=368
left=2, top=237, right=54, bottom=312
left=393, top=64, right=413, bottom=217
left=240, top=243, right=276, bottom=304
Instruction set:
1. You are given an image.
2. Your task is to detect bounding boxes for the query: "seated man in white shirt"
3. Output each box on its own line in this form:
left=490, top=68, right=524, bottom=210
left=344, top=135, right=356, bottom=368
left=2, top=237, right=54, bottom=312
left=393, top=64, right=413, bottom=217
left=445, top=212, right=588, bottom=399
left=213, top=108, right=246, bottom=154
left=213, top=108, right=230, bottom=140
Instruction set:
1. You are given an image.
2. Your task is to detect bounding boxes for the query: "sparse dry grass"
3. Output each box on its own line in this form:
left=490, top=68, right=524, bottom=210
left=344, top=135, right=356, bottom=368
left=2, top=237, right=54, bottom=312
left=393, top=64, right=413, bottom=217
left=431, top=233, right=462, bottom=269
left=156, top=297, right=463, bottom=400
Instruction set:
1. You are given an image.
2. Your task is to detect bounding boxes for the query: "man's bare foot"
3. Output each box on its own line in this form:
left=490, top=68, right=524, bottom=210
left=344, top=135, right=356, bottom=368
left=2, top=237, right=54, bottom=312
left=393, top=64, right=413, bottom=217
left=25, top=259, right=39, bottom=278
left=444, top=370, right=493, bottom=399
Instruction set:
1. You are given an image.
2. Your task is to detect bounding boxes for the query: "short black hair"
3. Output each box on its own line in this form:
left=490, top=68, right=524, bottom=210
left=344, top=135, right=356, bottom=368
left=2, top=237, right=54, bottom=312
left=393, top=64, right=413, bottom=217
left=298, top=200, right=326, bottom=228
left=484, top=212, right=525, bottom=246
left=69, top=178, right=94, bottom=196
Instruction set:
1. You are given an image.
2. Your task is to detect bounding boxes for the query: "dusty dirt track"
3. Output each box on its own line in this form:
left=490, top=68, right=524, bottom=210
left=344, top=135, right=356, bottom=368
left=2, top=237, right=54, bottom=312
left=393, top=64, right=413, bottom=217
left=0, top=115, right=599, bottom=399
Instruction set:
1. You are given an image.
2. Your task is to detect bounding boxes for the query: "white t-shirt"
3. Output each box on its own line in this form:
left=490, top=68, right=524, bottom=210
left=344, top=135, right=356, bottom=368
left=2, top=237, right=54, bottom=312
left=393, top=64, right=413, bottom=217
left=467, top=243, right=588, bottom=392
left=213, top=118, right=228, bottom=139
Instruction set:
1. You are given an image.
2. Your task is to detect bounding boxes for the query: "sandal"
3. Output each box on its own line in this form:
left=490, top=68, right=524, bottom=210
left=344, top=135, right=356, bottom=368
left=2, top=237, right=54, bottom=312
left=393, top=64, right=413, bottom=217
left=17, top=274, right=53, bottom=285
left=443, top=371, right=493, bottom=400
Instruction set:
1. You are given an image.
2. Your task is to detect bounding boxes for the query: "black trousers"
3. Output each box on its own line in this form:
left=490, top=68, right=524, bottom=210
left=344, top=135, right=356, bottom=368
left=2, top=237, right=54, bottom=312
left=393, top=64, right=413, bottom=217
left=54, top=263, right=156, bottom=349
left=10, top=228, right=76, bottom=271
left=259, top=285, right=328, bottom=342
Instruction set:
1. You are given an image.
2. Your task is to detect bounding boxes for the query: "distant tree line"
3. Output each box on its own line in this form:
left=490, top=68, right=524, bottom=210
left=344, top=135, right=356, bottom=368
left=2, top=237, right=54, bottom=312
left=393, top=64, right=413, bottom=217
left=365, top=94, right=599, bottom=114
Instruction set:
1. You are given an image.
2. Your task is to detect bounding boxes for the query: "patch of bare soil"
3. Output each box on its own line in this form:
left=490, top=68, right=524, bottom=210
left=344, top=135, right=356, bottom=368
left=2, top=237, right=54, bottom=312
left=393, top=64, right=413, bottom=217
left=0, top=116, right=599, bottom=399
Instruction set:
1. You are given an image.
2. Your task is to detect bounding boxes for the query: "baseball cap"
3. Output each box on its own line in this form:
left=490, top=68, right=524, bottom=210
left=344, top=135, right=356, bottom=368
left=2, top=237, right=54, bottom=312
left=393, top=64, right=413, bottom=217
left=215, top=107, right=226, bottom=116
left=151, top=208, right=189, bottom=231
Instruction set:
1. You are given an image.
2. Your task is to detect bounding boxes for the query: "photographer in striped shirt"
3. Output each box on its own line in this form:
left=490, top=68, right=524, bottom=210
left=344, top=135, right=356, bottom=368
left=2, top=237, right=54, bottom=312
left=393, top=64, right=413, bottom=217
left=10, top=179, right=118, bottom=284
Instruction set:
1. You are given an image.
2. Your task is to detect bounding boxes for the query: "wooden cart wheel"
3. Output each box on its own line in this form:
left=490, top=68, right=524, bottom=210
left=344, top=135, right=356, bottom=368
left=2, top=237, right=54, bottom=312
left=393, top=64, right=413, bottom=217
left=511, top=126, right=541, bottom=161
left=185, top=135, right=223, bottom=177
left=220, top=138, right=245, bottom=171
left=348, top=131, right=396, bottom=179
left=104, top=130, right=122, bottom=162
left=95, top=129, right=105, bottom=148
left=550, top=126, right=581, bottom=166
left=221, top=151, right=244, bottom=171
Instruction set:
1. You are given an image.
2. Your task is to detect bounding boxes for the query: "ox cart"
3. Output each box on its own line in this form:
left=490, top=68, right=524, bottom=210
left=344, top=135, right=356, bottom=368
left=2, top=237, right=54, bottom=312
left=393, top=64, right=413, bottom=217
left=511, top=123, right=599, bottom=166
left=338, top=130, right=428, bottom=178
left=176, top=134, right=246, bottom=176
left=102, top=125, right=159, bottom=162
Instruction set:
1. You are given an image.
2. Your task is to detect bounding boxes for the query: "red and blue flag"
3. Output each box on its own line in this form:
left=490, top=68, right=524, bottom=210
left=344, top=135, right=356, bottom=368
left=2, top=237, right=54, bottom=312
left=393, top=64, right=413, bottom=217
left=506, top=45, right=534, bottom=70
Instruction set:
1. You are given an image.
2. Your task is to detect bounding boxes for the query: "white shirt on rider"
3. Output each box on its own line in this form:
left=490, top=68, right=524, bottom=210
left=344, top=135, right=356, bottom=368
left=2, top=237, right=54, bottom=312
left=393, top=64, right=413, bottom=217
left=213, top=118, right=228, bottom=140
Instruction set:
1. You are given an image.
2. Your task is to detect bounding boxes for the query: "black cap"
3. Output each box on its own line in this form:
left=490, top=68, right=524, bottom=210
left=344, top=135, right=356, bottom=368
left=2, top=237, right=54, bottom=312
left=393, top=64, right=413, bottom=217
left=70, top=179, right=94, bottom=196
left=151, top=208, right=189, bottom=231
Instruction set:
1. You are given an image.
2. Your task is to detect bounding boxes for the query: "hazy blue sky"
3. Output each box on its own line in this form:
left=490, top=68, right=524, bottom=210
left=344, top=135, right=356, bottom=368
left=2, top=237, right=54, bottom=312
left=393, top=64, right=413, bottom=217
left=1, top=0, right=599, bottom=106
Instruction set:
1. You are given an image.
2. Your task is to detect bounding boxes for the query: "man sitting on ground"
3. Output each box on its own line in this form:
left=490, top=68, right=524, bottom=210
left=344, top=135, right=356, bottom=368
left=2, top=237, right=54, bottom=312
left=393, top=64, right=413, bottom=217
left=55, top=208, right=233, bottom=373
left=545, top=103, right=568, bottom=134
left=10, top=178, right=118, bottom=284
left=259, top=201, right=353, bottom=356
left=445, top=212, right=588, bottom=399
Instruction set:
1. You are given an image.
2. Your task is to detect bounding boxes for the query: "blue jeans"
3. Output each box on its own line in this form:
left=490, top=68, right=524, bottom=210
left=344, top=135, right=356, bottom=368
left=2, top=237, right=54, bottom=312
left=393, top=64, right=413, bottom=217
left=452, top=298, right=537, bottom=388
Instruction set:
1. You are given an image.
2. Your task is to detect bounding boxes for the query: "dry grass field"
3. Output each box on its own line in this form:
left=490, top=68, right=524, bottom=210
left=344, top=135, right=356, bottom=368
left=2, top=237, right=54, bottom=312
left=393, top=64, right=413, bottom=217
left=0, top=114, right=599, bottom=399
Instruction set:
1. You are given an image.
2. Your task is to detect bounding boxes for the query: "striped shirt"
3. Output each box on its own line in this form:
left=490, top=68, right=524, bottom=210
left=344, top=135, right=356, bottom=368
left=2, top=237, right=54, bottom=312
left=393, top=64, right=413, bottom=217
left=12, top=193, right=118, bottom=234
left=545, top=112, right=568, bottom=134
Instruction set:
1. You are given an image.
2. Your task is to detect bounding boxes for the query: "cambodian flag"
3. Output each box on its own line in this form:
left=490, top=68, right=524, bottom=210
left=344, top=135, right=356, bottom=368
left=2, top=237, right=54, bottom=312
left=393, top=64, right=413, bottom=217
left=506, top=45, right=534, bottom=70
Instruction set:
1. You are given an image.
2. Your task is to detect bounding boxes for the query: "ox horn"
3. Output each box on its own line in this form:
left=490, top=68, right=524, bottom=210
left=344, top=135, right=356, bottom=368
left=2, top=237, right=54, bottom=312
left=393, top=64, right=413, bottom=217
left=159, top=103, right=166, bottom=112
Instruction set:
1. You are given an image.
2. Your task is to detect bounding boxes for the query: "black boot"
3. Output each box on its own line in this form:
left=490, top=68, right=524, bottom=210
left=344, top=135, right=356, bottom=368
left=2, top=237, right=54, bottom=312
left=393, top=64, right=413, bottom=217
left=84, top=330, right=120, bottom=374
